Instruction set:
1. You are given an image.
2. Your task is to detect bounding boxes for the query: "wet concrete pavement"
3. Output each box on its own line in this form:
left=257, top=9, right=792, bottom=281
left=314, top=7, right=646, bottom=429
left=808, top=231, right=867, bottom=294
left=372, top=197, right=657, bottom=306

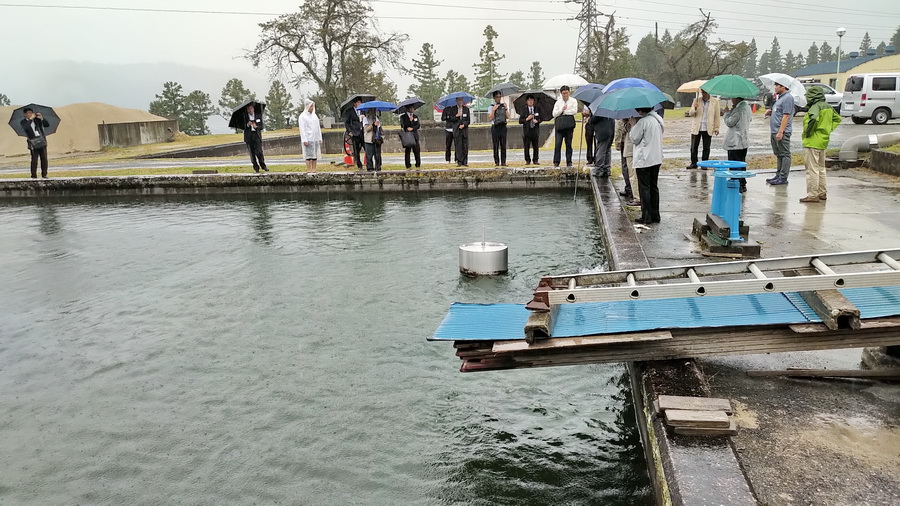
left=610, top=166, right=900, bottom=505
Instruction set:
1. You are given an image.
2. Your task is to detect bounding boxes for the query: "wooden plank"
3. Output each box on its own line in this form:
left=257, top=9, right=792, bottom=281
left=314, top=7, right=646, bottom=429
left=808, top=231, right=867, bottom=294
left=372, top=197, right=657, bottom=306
left=523, top=305, right=559, bottom=343
left=664, top=409, right=730, bottom=428
left=746, top=369, right=900, bottom=379
left=657, top=395, right=733, bottom=415
left=791, top=316, right=900, bottom=334
left=674, top=419, right=738, bottom=436
left=798, top=289, right=861, bottom=330
left=492, top=330, right=672, bottom=354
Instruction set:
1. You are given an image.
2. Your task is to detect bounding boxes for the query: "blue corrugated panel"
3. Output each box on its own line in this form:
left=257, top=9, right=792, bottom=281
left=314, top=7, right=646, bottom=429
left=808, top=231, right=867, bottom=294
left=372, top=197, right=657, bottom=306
left=431, top=287, right=900, bottom=342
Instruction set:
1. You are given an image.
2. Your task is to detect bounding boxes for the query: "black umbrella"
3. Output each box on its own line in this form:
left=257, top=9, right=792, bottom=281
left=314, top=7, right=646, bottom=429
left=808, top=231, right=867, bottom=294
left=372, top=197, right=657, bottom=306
left=8, top=103, right=61, bottom=137
left=512, top=90, right=556, bottom=118
left=228, top=100, right=266, bottom=130
left=393, top=97, right=426, bottom=114
left=340, top=93, right=376, bottom=113
left=484, top=81, right=521, bottom=99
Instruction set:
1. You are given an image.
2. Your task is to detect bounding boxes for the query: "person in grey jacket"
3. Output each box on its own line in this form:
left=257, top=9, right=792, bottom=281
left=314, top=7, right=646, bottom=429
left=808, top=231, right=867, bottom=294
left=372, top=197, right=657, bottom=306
left=723, top=97, right=752, bottom=193
left=629, top=108, right=665, bottom=225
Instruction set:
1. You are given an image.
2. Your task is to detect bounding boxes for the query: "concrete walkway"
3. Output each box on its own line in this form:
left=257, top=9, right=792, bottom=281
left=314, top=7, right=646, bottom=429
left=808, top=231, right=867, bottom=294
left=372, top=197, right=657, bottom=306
left=610, top=166, right=900, bottom=506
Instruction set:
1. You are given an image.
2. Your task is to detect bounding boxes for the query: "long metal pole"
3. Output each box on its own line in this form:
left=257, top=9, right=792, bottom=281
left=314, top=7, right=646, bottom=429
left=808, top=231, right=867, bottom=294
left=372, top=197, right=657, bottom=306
left=836, top=35, right=843, bottom=89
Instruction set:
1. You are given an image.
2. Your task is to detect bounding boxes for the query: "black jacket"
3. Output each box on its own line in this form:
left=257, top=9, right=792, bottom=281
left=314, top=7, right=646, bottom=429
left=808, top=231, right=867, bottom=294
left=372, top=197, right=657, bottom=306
left=593, top=116, right=615, bottom=141
left=441, top=105, right=470, bottom=135
left=400, top=113, right=420, bottom=138
left=518, top=105, right=542, bottom=131
left=344, top=107, right=363, bottom=137
left=21, top=117, right=50, bottom=140
left=243, top=113, right=263, bottom=144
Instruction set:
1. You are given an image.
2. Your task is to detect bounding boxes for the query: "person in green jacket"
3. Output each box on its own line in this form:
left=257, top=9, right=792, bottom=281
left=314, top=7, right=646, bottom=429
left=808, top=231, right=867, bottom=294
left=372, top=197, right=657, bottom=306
left=800, top=86, right=841, bottom=203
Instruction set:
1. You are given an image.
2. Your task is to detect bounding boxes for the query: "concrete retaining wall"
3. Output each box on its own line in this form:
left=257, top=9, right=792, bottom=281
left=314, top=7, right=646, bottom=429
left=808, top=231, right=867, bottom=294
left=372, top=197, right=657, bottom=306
left=98, top=120, right=179, bottom=148
left=871, top=149, right=900, bottom=176
left=0, top=167, right=586, bottom=199
left=141, top=124, right=554, bottom=159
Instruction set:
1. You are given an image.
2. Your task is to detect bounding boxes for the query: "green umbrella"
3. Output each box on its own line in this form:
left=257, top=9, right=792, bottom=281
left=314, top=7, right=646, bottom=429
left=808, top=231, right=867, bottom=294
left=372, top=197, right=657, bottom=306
left=700, top=75, right=760, bottom=99
left=593, top=87, right=669, bottom=112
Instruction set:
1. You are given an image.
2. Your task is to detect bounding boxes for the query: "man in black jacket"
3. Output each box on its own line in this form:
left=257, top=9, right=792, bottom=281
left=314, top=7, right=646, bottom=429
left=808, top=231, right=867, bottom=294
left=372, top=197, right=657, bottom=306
left=20, top=107, right=51, bottom=178
left=244, top=104, right=268, bottom=173
left=440, top=103, right=457, bottom=164
left=442, top=97, right=470, bottom=167
left=399, top=105, right=421, bottom=169
left=343, top=98, right=364, bottom=169
left=590, top=112, right=615, bottom=178
left=518, top=95, right=541, bottom=165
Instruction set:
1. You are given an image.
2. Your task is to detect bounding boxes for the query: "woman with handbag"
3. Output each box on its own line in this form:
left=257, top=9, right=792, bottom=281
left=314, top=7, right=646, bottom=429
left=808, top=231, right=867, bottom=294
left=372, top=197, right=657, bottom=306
left=20, top=107, right=51, bottom=178
left=299, top=99, right=323, bottom=173
left=362, top=109, right=383, bottom=171
left=399, top=105, right=421, bottom=169
left=551, top=85, right=578, bottom=168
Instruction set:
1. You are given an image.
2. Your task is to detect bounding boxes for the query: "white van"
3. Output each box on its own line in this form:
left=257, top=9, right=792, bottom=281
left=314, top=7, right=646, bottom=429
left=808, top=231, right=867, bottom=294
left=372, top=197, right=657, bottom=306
left=840, top=72, right=900, bottom=124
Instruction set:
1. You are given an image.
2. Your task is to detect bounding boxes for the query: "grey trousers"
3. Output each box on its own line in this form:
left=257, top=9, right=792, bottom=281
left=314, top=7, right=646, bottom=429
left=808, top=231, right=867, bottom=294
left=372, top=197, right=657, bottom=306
left=770, top=132, right=792, bottom=180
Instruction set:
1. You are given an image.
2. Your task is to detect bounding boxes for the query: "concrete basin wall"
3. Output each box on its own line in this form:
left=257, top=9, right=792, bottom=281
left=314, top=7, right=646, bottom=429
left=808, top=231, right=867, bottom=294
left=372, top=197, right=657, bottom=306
left=871, top=149, right=900, bottom=176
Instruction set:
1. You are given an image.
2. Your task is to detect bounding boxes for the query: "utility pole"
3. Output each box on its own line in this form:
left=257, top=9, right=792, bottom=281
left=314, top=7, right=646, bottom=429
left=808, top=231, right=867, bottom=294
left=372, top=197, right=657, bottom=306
left=571, top=0, right=600, bottom=74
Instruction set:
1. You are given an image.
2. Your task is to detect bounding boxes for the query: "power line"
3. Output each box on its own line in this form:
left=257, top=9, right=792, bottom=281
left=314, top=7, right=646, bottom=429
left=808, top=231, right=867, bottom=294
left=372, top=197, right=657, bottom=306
left=369, top=0, right=566, bottom=15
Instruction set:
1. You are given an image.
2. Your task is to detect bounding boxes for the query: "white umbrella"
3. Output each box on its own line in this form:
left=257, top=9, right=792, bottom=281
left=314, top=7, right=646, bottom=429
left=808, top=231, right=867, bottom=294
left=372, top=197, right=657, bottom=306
left=542, top=74, right=589, bottom=91
left=758, top=73, right=807, bottom=108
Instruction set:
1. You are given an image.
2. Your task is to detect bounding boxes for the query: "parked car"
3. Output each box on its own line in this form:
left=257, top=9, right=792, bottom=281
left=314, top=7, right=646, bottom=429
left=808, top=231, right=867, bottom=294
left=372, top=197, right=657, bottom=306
left=840, top=72, right=900, bottom=124
left=802, top=82, right=842, bottom=111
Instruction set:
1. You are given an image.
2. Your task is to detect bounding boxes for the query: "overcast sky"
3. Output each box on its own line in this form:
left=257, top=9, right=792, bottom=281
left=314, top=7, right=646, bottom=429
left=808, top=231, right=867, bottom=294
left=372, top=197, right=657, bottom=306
left=2, top=0, right=898, bottom=103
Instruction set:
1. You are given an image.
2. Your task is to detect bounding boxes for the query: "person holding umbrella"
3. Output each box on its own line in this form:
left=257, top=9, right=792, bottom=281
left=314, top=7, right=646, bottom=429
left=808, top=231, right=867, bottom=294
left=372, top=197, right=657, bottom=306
left=764, top=80, right=795, bottom=185
left=518, top=94, right=543, bottom=165
left=344, top=98, right=364, bottom=170
left=630, top=106, right=665, bottom=225
left=400, top=104, right=421, bottom=169
left=552, top=85, right=578, bottom=168
left=21, top=107, right=51, bottom=178
left=243, top=104, right=268, bottom=173
left=442, top=96, right=470, bottom=167
left=489, top=91, right=510, bottom=167
left=362, top=108, right=383, bottom=171
left=722, top=97, right=752, bottom=193
left=686, top=90, right=720, bottom=170
left=299, top=99, right=322, bottom=173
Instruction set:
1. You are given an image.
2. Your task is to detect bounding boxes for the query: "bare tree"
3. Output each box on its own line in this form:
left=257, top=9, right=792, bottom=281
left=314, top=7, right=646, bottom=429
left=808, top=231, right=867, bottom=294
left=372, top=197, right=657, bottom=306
left=246, top=0, right=407, bottom=116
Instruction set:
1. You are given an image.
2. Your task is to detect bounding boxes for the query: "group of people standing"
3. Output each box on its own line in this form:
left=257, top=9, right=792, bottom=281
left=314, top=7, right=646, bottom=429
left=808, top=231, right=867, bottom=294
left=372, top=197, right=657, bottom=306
left=343, top=98, right=386, bottom=171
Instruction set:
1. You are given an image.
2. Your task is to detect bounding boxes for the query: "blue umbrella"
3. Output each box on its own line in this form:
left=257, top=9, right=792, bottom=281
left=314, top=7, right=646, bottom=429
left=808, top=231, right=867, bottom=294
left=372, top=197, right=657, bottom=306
left=356, top=100, right=397, bottom=112
left=571, top=83, right=606, bottom=105
left=589, top=87, right=666, bottom=119
left=436, top=91, right=474, bottom=109
left=603, top=77, right=661, bottom=93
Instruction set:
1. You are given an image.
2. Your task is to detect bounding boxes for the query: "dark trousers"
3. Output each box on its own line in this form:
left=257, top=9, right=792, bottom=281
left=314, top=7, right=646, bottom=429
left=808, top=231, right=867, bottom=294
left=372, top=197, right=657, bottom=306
left=592, top=129, right=613, bottom=175
left=621, top=152, right=633, bottom=196
left=30, top=146, right=48, bottom=178
left=491, top=124, right=507, bottom=165
left=350, top=135, right=364, bottom=169
left=405, top=142, right=421, bottom=168
left=553, top=128, right=574, bottom=166
left=445, top=130, right=455, bottom=162
left=637, top=164, right=661, bottom=223
left=455, top=129, right=468, bottom=166
left=690, top=131, right=712, bottom=166
left=727, top=148, right=748, bottom=191
left=585, top=124, right=595, bottom=164
left=246, top=139, right=267, bottom=172
left=365, top=142, right=382, bottom=170
left=523, top=130, right=540, bottom=164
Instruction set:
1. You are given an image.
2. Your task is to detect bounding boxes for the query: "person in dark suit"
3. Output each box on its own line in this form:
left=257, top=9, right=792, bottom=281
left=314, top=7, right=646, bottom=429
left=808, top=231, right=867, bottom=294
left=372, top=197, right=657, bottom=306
left=442, top=97, right=470, bottom=167
left=399, top=105, right=421, bottom=169
left=20, top=108, right=51, bottom=178
left=343, top=98, right=364, bottom=169
left=519, top=95, right=542, bottom=165
left=440, top=103, right=456, bottom=164
left=583, top=105, right=596, bottom=165
left=488, top=91, right=510, bottom=167
left=243, top=104, right=268, bottom=173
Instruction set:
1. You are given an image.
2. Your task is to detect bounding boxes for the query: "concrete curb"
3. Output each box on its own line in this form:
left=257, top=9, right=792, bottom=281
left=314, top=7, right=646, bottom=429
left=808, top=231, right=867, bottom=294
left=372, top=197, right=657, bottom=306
left=871, top=149, right=900, bottom=177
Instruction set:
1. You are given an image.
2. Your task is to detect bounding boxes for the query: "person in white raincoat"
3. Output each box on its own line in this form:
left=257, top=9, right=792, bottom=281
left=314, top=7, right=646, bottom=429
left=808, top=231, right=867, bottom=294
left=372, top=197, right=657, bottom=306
left=299, top=99, right=323, bottom=173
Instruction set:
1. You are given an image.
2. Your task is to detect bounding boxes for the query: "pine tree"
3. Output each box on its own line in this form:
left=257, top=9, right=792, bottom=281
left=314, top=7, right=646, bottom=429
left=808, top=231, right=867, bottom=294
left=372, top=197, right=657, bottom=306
left=757, top=50, right=772, bottom=75
left=181, top=90, right=215, bottom=136
left=508, top=71, right=525, bottom=87
left=218, top=78, right=255, bottom=120
left=806, top=42, right=819, bottom=65
left=876, top=41, right=887, bottom=55
left=265, top=80, right=296, bottom=130
left=472, top=25, right=506, bottom=96
left=784, top=50, right=796, bottom=73
left=859, top=32, right=872, bottom=52
left=149, top=82, right=185, bottom=119
left=768, top=37, right=783, bottom=73
left=893, top=25, right=900, bottom=47
left=0, top=93, right=9, bottom=106
left=819, top=41, right=834, bottom=62
left=795, top=54, right=805, bottom=70
left=443, top=70, right=470, bottom=95
left=407, top=43, right=444, bottom=107
left=741, top=38, right=758, bottom=77
left=527, top=61, right=544, bottom=89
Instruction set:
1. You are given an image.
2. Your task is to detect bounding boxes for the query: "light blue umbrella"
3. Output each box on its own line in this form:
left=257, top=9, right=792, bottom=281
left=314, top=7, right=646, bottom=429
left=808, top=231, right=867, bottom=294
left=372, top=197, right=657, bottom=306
left=603, top=77, right=661, bottom=93
left=356, top=100, right=397, bottom=112
left=436, top=91, right=475, bottom=109
left=571, top=83, right=606, bottom=105
left=589, top=87, right=667, bottom=119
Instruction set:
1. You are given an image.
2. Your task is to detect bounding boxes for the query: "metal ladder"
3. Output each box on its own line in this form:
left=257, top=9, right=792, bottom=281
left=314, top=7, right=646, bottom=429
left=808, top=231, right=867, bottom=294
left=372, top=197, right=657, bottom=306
left=525, top=249, right=900, bottom=310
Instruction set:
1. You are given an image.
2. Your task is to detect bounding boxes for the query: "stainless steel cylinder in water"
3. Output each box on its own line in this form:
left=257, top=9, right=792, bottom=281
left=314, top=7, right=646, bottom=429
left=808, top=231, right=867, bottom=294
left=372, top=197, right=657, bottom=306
left=459, top=242, right=508, bottom=276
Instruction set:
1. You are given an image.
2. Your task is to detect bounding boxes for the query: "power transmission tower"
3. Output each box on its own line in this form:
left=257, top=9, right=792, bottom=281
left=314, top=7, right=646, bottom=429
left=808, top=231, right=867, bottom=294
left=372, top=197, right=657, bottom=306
left=571, top=0, right=601, bottom=74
